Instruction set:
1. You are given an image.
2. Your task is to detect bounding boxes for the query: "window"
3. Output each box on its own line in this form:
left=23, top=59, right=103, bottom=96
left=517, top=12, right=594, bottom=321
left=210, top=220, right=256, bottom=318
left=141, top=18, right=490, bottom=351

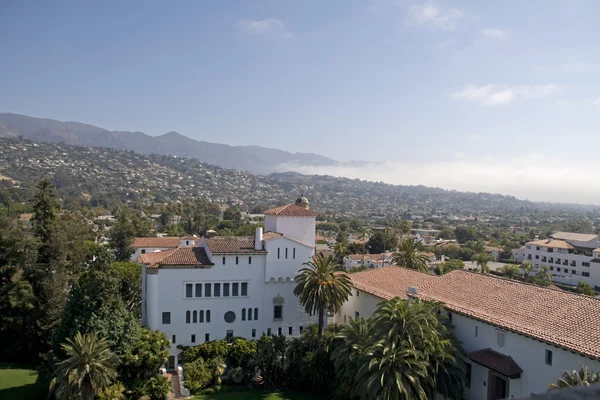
left=293, top=248, right=296, bottom=259
left=205, top=283, right=211, bottom=297
left=289, top=326, right=292, bottom=335
left=254, top=308, right=258, bottom=320
left=214, top=283, right=221, bottom=297
left=572, top=270, right=577, bottom=274
left=273, top=305, right=283, bottom=320
left=475, top=326, right=478, bottom=338
left=224, top=311, right=236, bottom=323
left=582, top=272, right=590, bottom=277
left=199, top=310, right=204, bottom=323
left=535, top=255, right=539, bottom=259
left=356, top=290, right=360, bottom=297
left=355, top=311, right=360, bottom=318
left=536, top=246, right=540, bottom=250
left=248, top=308, right=252, bottom=321
left=344, top=315, right=347, bottom=323
left=205, top=333, right=209, bottom=342
left=252, top=329, right=256, bottom=338
left=582, top=262, right=591, bottom=267
left=186, top=241, right=189, bottom=246
left=241, top=282, right=248, bottom=296
left=278, top=327, right=282, bottom=335
left=222, top=256, right=226, bottom=265
left=223, top=283, right=230, bottom=297
left=549, top=266, right=554, bottom=271
left=278, top=248, right=280, bottom=259
left=186, top=283, right=193, bottom=298
left=193, top=310, right=197, bottom=323
left=162, top=312, right=171, bottom=324
left=232, top=283, right=239, bottom=296
left=496, top=330, right=505, bottom=347
left=236, top=256, right=239, bottom=265
left=448, top=312, right=452, bottom=322
left=545, top=349, right=553, bottom=366
left=172, top=335, right=176, bottom=344
left=249, top=256, right=252, bottom=265
left=206, top=310, right=211, bottom=323
left=285, top=248, right=288, bottom=259
left=191, top=334, right=196, bottom=343
left=226, top=330, right=234, bottom=339
left=141, top=249, right=146, bottom=254
left=465, top=363, right=472, bottom=389
left=557, top=267, right=561, bottom=272
left=186, top=310, right=191, bottom=323
left=267, top=328, right=271, bottom=336
left=195, top=283, right=202, bottom=297
left=242, top=308, right=246, bottom=321
left=299, top=326, right=303, bottom=333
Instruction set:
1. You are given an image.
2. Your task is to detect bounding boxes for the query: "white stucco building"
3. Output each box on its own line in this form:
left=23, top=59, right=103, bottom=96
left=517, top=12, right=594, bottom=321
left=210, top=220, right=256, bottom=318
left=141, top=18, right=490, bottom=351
left=335, top=266, right=600, bottom=400
left=512, top=231, right=600, bottom=289
left=139, top=197, right=318, bottom=369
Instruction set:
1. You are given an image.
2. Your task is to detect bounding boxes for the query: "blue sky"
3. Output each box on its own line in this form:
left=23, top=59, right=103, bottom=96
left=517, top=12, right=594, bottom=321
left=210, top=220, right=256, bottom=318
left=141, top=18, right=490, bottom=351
left=2, top=1, right=600, bottom=203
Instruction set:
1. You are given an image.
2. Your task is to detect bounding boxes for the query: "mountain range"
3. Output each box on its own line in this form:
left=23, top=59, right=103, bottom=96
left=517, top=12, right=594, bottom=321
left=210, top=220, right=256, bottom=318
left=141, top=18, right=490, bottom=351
left=0, top=113, right=339, bottom=174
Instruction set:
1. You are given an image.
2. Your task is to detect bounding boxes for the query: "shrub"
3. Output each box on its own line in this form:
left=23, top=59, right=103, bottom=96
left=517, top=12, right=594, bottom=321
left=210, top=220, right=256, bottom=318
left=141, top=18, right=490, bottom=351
left=184, top=358, right=212, bottom=394
left=229, top=337, right=257, bottom=368
left=229, top=366, right=245, bottom=384
left=98, top=382, right=126, bottom=400
left=144, top=375, right=170, bottom=400
left=181, top=340, right=228, bottom=363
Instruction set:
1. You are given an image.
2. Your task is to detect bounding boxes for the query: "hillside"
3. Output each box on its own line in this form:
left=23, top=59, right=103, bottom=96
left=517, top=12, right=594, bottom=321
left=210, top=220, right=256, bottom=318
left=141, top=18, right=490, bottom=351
left=1, top=137, right=597, bottom=221
left=0, top=113, right=338, bottom=174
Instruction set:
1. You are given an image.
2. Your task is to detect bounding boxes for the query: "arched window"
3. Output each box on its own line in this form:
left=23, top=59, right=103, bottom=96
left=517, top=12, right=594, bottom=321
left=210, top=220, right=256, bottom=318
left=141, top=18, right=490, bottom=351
left=186, top=310, right=191, bottom=324
left=192, top=310, right=197, bottom=323
left=199, top=310, right=204, bottom=323
left=254, top=308, right=258, bottom=320
left=206, top=310, right=211, bottom=323
left=248, top=308, right=252, bottom=321
left=242, top=308, right=246, bottom=321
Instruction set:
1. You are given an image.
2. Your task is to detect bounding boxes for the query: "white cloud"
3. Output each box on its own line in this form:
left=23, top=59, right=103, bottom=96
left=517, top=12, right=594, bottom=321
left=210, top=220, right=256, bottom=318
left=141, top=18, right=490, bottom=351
left=276, top=154, right=600, bottom=204
left=408, top=4, right=463, bottom=30
left=451, top=84, right=561, bottom=106
left=236, top=18, right=291, bottom=37
left=481, top=28, right=509, bottom=39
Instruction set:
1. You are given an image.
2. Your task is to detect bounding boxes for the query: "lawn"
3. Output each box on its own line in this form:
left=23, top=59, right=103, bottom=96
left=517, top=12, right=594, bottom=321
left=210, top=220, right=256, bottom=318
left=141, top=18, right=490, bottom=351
left=194, top=389, right=321, bottom=400
left=0, top=362, right=48, bottom=399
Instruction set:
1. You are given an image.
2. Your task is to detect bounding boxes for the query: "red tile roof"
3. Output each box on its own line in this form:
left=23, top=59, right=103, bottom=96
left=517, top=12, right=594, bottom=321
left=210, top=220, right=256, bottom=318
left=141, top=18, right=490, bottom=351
left=263, top=232, right=283, bottom=241
left=263, top=204, right=318, bottom=217
left=468, top=349, right=522, bottom=378
left=205, top=237, right=267, bottom=254
left=415, top=270, right=600, bottom=360
left=139, top=247, right=212, bottom=268
left=132, top=237, right=180, bottom=248
left=349, top=266, right=437, bottom=300
left=527, top=239, right=574, bottom=250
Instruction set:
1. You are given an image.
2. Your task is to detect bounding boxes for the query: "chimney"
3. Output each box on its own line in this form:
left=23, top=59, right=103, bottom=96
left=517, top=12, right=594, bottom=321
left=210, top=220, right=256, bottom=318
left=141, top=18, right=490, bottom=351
left=255, top=227, right=263, bottom=250
left=407, top=286, right=418, bottom=295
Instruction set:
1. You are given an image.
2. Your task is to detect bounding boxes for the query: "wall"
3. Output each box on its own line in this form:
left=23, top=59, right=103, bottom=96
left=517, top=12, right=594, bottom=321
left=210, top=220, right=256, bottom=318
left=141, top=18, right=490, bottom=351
left=265, top=215, right=316, bottom=246
left=264, top=236, right=314, bottom=282
left=334, top=289, right=383, bottom=324
left=451, top=312, right=600, bottom=399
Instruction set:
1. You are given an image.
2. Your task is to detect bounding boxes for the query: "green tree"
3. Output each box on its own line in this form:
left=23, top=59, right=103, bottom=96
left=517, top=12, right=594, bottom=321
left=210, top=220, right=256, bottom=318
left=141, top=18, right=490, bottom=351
left=110, top=208, right=136, bottom=262
left=434, top=259, right=464, bottom=275
left=577, top=281, right=596, bottom=296
left=111, top=262, right=142, bottom=317
left=521, top=261, right=535, bottom=283
left=454, top=226, right=478, bottom=244
left=438, top=227, right=455, bottom=240
left=235, top=223, right=263, bottom=236
left=50, top=331, right=119, bottom=400
left=393, top=237, right=430, bottom=272
left=294, top=254, right=352, bottom=339
left=223, top=206, right=242, bottom=229
left=32, top=178, right=60, bottom=263
left=501, top=264, right=521, bottom=280
left=183, top=358, right=212, bottom=393
left=120, top=328, right=170, bottom=384
left=534, top=265, right=553, bottom=287
left=53, top=253, right=140, bottom=358
left=144, top=375, right=171, bottom=400
left=472, top=252, right=491, bottom=274
left=366, top=228, right=397, bottom=254
left=548, top=366, right=600, bottom=391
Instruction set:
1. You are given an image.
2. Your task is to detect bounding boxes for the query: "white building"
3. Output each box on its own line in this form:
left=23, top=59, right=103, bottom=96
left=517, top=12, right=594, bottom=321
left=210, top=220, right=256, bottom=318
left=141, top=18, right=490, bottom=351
left=512, top=231, right=600, bottom=289
left=139, top=198, right=318, bottom=369
left=335, top=267, right=600, bottom=400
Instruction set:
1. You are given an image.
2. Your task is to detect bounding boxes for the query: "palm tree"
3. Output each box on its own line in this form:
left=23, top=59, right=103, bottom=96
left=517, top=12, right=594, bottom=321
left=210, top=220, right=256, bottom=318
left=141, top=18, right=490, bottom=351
left=521, top=261, right=535, bottom=283
left=392, top=237, right=430, bottom=272
left=50, top=331, right=118, bottom=400
left=293, top=254, right=353, bottom=339
left=207, top=356, right=227, bottom=386
left=534, top=265, right=553, bottom=287
left=472, top=252, right=491, bottom=274
left=501, top=264, right=520, bottom=280
left=548, top=366, right=600, bottom=391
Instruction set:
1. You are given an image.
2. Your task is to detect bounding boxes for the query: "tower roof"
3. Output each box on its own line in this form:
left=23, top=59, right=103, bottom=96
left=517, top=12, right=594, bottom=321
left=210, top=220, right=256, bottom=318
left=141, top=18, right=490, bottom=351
left=263, top=203, right=318, bottom=217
